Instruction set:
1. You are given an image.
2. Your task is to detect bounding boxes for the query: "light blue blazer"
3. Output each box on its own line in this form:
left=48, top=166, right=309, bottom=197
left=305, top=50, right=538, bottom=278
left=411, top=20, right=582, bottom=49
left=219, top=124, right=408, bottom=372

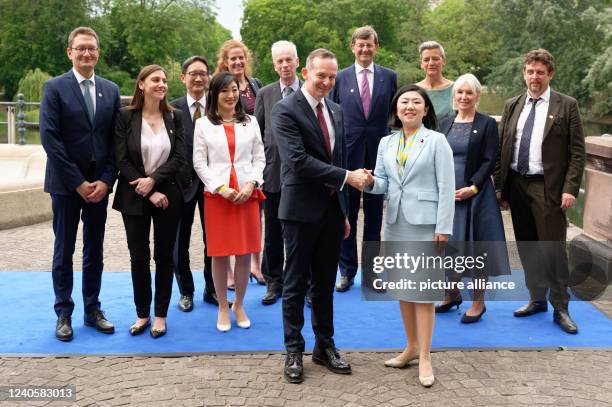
left=366, top=125, right=455, bottom=235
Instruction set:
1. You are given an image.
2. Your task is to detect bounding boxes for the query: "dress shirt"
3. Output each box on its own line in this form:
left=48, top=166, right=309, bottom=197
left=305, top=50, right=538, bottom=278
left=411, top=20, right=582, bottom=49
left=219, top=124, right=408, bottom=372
left=141, top=118, right=171, bottom=176
left=511, top=87, right=551, bottom=175
left=301, top=85, right=348, bottom=189
left=186, top=93, right=206, bottom=121
left=280, top=77, right=300, bottom=98
left=73, top=68, right=96, bottom=112
left=355, top=63, right=374, bottom=97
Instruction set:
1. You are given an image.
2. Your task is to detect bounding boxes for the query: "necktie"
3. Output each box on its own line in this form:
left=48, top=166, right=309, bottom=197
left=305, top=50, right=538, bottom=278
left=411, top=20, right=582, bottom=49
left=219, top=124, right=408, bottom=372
left=516, top=97, right=540, bottom=175
left=193, top=101, right=202, bottom=125
left=316, top=103, right=332, bottom=159
left=283, top=86, right=294, bottom=98
left=82, top=79, right=95, bottom=123
left=360, top=69, right=371, bottom=119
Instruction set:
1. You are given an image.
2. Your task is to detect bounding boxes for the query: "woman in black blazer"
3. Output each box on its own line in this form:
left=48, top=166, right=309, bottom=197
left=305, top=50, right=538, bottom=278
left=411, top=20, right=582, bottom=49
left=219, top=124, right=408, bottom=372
left=436, top=73, right=509, bottom=323
left=113, top=64, right=185, bottom=338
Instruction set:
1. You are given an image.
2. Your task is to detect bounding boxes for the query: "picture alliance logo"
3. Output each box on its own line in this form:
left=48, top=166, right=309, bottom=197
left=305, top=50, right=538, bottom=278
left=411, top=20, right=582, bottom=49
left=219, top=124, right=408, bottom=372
left=371, top=252, right=488, bottom=274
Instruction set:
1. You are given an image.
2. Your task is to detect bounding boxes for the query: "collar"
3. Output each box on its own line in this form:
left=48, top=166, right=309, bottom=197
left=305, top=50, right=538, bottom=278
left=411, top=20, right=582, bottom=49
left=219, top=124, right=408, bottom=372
left=186, top=92, right=205, bottom=108
left=355, top=62, right=374, bottom=74
left=280, top=77, right=299, bottom=94
left=301, top=85, right=327, bottom=110
left=526, top=86, right=551, bottom=103
left=73, top=68, right=95, bottom=86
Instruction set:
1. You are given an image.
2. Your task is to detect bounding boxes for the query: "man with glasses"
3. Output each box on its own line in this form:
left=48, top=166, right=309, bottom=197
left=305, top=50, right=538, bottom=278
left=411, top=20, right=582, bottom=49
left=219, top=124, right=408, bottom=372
left=40, top=26, right=121, bottom=341
left=171, top=56, right=219, bottom=310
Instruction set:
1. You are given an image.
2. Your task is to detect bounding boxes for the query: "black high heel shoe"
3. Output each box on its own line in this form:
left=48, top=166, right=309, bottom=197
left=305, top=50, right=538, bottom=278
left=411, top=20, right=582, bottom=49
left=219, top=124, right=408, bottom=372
left=250, top=273, right=266, bottom=285
left=461, top=306, right=486, bottom=323
left=435, top=297, right=463, bottom=313
left=129, top=319, right=150, bottom=336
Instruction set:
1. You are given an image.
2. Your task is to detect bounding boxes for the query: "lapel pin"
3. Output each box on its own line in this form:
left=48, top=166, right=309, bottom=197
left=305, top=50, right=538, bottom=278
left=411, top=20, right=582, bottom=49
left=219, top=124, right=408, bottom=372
left=473, top=130, right=478, bottom=134
left=98, top=93, right=102, bottom=97
left=549, top=115, right=554, bottom=119
left=170, top=129, right=173, bottom=134
left=350, top=89, right=354, bottom=93
left=420, top=139, right=424, bottom=143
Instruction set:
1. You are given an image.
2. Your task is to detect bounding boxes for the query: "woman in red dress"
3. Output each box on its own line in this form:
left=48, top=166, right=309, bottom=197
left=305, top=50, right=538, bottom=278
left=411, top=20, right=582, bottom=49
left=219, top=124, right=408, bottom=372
left=193, top=72, right=265, bottom=332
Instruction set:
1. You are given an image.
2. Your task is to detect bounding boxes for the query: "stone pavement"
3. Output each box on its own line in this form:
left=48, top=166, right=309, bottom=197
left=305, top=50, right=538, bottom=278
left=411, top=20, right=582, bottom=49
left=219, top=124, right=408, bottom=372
left=0, top=200, right=611, bottom=406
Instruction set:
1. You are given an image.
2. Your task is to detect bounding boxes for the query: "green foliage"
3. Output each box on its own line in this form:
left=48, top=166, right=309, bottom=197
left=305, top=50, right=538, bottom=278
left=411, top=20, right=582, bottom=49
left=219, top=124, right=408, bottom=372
left=164, top=58, right=186, bottom=102
left=582, top=7, right=612, bottom=118
left=102, top=69, right=136, bottom=96
left=16, top=69, right=52, bottom=102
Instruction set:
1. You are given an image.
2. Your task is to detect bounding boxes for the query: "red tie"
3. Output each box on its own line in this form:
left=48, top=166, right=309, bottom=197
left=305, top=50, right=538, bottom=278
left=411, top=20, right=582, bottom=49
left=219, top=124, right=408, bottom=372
left=316, top=103, right=332, bottom=159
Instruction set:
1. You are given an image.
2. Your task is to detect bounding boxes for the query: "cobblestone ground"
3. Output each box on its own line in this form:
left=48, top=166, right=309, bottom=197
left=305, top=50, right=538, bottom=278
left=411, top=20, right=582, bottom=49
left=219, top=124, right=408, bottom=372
left=1, top=199, right=611, bottom=406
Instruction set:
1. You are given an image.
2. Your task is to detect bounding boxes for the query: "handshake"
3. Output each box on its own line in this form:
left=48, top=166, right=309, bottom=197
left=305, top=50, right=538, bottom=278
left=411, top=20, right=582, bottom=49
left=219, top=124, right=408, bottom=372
left=346, top=168, right=374, bottom=191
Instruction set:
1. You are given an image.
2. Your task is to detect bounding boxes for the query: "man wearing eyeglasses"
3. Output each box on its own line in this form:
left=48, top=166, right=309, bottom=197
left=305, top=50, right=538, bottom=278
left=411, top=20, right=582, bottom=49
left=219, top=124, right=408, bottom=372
left=40, top=26, right=121, bottom=341
left=170, top=56, right=219, bottom=311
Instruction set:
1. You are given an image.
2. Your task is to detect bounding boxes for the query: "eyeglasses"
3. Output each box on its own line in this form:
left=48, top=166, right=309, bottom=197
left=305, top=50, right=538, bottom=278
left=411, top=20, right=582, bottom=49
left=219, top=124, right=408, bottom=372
left=187, top=71, right=209, bottom=78
left=71, top=47, right=99, bottom=55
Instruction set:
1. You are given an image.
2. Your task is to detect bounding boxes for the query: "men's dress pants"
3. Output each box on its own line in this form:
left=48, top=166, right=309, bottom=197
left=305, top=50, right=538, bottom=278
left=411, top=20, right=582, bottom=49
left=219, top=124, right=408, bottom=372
left=51, top=193, right=108, bottom=317
left=281, top=197, right=344, bottom=353
left=508, top=171, right=570, bottom=309
left=262, top=191, right=284, bottom=288
left=173, top=183, right=214, bottom=297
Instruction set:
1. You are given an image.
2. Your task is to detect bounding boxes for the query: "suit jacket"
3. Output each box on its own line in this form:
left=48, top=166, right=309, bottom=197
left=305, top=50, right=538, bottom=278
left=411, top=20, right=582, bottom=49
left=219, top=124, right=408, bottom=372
left=254, top=79, right=302, bottom=193
left=366, top=126, right=455, bottom=235
left=271, top=89, right=349, bottom=223
left=112, top=108, right=185, bottom=216
left=439, top=111, right=499, bottom=190
left=494, top=90, right=585, bottom=205
left=170, top=95, right=201, bottom=202
left=40, top=70, right=121, bottom=194
left=330, top=64, right=397, bottom=170
left=192, top=116, right=265, bottom=193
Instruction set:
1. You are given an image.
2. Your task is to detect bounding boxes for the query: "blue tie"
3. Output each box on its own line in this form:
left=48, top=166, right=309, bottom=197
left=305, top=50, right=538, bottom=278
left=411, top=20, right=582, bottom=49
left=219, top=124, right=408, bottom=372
left=82, top=79, right=95, bottom=123
left=516, top=97, right=540, bottom=175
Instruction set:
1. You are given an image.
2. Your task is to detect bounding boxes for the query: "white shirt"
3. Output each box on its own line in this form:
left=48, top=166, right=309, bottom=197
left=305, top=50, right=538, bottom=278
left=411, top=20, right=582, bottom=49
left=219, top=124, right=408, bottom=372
left=280, top=77, right=300, bottom=98
left=141, top=119, right=171, bottom=176
left=511, top=87, right=551, bottom=175
left=73, top=68, right=96, bottom=112
left=355, top=63, right=374, bottom=96
left=186, top=93, right=205, bottom=121
left=301, top=85, right=348, bottom=189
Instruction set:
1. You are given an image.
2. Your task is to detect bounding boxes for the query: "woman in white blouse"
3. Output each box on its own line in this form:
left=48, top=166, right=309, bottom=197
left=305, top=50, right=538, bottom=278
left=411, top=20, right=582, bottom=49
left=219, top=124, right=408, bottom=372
left=193, top=72, right=265, bottom=332
left=113, top=64, right=185, bottom=339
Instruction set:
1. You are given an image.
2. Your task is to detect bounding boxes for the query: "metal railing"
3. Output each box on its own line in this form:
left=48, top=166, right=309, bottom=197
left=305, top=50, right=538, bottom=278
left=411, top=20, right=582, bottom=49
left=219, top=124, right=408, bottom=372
left=0, top=94, right=40, bottom=145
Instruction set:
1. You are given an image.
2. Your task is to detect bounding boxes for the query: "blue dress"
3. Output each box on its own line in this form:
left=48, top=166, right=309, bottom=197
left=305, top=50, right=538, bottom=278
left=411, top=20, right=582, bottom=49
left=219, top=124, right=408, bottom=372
left=447, top=122, right=509, bottom=277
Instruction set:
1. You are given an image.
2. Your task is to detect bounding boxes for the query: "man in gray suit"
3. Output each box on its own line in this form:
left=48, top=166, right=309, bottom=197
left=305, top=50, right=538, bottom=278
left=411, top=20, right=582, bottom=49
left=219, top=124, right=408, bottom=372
left=254, top=41, right=301, bottom=305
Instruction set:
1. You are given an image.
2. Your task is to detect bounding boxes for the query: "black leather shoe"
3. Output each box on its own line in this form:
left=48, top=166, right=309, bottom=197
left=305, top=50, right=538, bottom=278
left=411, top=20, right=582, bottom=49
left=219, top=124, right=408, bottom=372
left=178, top=295, right=194, bottom=312
left=513, top=301, right=548, bottom=317
left=335, top=276, right=354, bottom=293
left=461, top=306, right=486, bottom=324
left=204, top=291, right=232, bottom=308
left=312, top=347, right=352, bottom=374
left=129, top=319, right=151, bottom=336
left=435, top=297, right=463, bottom=313
left=150, top=325, right=167, bottom=339
left=284, top=352, right=304, bottom=383
left=305, top=295, right=312, bottom=308
left=261, top=284, right=281, bottom=305
left=55, top=316, right=73, bottom=342
left=84, top=310, right=115, bottom=334
left=553, top=309, right=578, bottom=334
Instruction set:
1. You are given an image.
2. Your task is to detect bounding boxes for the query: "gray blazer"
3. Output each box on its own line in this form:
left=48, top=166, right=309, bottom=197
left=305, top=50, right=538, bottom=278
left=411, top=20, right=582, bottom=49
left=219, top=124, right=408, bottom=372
left=254, top=79, right=302, bottom=193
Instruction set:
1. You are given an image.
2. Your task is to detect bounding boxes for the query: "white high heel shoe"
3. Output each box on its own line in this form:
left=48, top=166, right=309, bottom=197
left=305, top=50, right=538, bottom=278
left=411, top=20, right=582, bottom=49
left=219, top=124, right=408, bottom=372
left=216, top=310, right=231, bottom=332
left=384, top=350, right=419, bottom=368
left=231, top=305, right=251, bottom=329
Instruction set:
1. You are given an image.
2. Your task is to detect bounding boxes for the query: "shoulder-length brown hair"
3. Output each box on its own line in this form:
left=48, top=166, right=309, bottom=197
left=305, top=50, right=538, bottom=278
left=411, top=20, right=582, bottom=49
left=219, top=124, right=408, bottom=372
left=127, top=64, right=174, bottom=112
left=206, top=72, right=249, bottom=126
left=213, top=39, right=253, bottom=78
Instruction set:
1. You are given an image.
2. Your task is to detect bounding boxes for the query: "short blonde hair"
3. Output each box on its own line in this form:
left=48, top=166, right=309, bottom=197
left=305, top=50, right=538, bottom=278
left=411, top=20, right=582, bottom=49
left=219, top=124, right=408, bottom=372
left=451, top=73, right=481, bottom=110
left=67, top=27, right=99, bottom=48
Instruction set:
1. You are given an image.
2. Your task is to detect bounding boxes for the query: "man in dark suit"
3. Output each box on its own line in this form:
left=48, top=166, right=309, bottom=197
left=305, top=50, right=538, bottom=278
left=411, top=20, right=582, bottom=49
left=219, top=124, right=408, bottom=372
left=272, top=48, right=370, bottom=383
left=254, top=41, right=302, bottom=305
left=331, top=25, right=397, bottom=292
left=495, top=48, right=585, bottom=334
left=171, top=56, right=218, bottom=310
left=40, top=26, right=121, bottom=341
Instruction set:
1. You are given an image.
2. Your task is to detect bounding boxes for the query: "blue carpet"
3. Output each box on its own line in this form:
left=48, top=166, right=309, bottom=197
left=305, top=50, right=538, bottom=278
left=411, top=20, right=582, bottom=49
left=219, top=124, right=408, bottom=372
left=0, top=271, right=610, bottom=356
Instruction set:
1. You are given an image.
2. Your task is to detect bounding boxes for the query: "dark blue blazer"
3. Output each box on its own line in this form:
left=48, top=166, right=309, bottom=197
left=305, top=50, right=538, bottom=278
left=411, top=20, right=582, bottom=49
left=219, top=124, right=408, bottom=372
left=271, top=89, right=348, bottom=222
left=439, top=111, right=499, bottom=190
left=330, top=64, right=397, bottom=170
left=40, top=70, right=121, bottom=195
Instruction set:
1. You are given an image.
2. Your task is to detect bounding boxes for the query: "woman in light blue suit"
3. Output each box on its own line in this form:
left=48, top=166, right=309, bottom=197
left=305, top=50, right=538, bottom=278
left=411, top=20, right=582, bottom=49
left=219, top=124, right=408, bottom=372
left=365, top=84, right=454, bottom=387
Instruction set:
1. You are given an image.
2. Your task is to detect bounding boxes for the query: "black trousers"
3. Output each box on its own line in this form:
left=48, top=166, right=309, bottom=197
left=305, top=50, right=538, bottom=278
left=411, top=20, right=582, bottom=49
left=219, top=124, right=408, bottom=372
left=51, top=193, right=108, bottom=317
left=508, top=170, right=570, bottom=309
left=122, top=185, right=182, bottom=318
left=173, top=183, right=214, bottom=297
left=281, top=197, right=344, bottom=353
left=262, top=191, right=284, bottom=289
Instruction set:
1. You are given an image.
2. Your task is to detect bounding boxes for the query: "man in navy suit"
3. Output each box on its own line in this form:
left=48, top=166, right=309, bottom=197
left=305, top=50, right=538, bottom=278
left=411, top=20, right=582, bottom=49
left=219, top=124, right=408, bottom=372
left=171, top=56, right=219, bottom=311
left=271, top=48, right=369, bottom=383
left=40, top=27, right=121, bottom=341
left=331, top=26, right=397, bottom=292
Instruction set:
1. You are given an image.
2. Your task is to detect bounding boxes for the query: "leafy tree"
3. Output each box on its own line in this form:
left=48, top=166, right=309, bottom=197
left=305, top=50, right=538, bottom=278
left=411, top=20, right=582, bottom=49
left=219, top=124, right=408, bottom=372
left=582, top=7, right=612, bottom=118
left=17, top=69, right=53, bottom=102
